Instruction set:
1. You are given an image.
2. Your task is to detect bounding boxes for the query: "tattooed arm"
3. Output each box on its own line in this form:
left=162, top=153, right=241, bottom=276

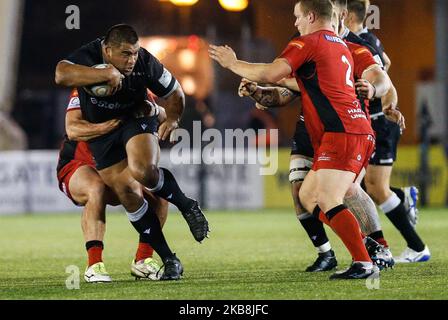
left=238, top=78, right=300, bottom=109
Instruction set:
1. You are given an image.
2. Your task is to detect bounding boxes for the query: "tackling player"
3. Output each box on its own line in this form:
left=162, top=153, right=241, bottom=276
left=58, top=89, right=170, bottom=282
left=56, top=24, right=210, bottom=280
left=345, top=0, right=430, bottom=263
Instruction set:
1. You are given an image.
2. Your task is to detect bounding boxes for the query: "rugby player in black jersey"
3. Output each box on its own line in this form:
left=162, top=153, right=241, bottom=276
left=345, top=0, right=430, bottom=263
left=56, top=24, right=210, bottom=280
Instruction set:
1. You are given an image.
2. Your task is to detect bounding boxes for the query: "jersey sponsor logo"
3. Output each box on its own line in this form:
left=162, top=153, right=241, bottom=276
left=90, top=97, right=134, bottom=110
left=289, top=40, right=305, bottom=49
left=324, top=35, right=347, bottom=47
left=158, top=68, right=173, bottom=89
left=347, top=107, right=368, bottom=120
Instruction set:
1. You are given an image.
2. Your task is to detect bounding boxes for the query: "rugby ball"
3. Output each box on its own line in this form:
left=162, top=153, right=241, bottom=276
left=84, top=64, right=112, bottom=97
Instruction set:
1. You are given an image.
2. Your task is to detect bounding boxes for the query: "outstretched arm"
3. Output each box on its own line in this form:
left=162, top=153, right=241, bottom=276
left=238, top=79, right=299, bottom=109
left=209, top=45, right=292, bottom=84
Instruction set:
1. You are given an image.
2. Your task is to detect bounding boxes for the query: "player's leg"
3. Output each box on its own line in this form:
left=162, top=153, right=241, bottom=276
left=344, top=182, right=394, bottom=269
left=100, top=160, right=183, bottom=280
left=125, top=129, right=209, bottom=242
left=313, top=168, right=376, bottom=279
left=131, top=190, right=170, bottom=280
left=365, top=165, right=429, bottom=262
left=68, top=165, right=112, bottom=283
left=290, top=155, right=337, bottom=272
left=390, top=186, right=419, bottom=227
left=301, top=133, right=379, bottom=279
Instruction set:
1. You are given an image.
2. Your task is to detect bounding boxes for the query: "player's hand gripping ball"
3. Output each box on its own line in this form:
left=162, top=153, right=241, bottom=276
left=84, top=64, right=123, bottom=97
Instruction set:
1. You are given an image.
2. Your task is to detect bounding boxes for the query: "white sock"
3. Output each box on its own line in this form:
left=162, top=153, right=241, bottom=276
left=317, top=242, right=332, bottom=254
left=126, top=200, right=148, bottom=222
left=145, top=168, right=164, bottom=193
left=379, top=193, right=401, bottom=214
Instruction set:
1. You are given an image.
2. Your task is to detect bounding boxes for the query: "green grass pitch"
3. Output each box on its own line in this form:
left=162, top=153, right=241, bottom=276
left=0, top=208, right=447, bottom=300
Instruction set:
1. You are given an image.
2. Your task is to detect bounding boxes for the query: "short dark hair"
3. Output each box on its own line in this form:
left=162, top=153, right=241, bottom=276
left=104, top=24, right=139, bottom=47
left=347, top=0, right=369, bottom=23
left=296, top=0, right=334, bottom=21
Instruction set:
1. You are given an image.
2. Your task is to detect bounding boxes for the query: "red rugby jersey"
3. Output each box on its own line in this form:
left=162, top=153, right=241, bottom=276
left=346, top=41, right=378, bottom=117
left=57, top=89, right=95, bottom=173
left=279, top=30, right=373, bottom=148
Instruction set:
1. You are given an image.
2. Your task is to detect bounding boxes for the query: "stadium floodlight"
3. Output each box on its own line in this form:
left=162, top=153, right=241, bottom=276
left=169, top=0, right=199, bottom=6
left=219, top=0, right=249, bottom=12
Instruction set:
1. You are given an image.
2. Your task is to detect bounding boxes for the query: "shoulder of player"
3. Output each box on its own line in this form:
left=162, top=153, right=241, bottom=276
left=345, top=41, right=371, bottom=55
left=79, top=38, right=103, bottom=53
left=286, top=32, right=318, bottom=49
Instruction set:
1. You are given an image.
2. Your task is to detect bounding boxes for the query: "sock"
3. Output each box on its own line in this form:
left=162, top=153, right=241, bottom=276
left=86, top=240, right=104, bottom=267
left=368, top=230, right=389, bottom=248
left=147, top=168, right=193, bottom=212
left=298, top=213, right=331, bottom=252
left=135, top=239, right=154, bottom=262
left=380, top=193, right=425, bottom=252
left=314, top=205, right=371, bottom=263
left=127, top=200, right=173, bottom=261
left=390, top=187, right=405, bottom=203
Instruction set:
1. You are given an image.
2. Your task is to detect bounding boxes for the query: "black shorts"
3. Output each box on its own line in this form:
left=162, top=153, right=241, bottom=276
left=369, top=115, right=401, bottom=166
left=291, top=120, right=315, bottom=159
left=88, top=116, right=159, bottom=170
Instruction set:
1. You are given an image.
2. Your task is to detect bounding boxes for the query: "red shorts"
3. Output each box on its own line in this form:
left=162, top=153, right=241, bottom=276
left=312, top=132, right=375, bottom=178
left=57, top=160, right=95, bottom=206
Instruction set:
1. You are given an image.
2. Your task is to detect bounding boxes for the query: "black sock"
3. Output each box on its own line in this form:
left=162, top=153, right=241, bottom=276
left=130, top=203, right=173, bottom=261
left=86, top=240, right=103, bottom=251
left=390, top=187, right=405, bottom=203
left=385, top=203, right=425, bottom=252
left=299, top=215, right=330, bottom=249
left=153, top=168, right=193, bottom=212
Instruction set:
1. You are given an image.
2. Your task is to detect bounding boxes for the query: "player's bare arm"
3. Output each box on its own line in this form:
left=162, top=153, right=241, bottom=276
left=382, top=51, right=392, bottom=72
left=382, top=85, right=405, bottom=130
left=55, top=61, right=123, bottom=93
left=158, top=85, right=185, bottom=142
left=356, top=64, right=391, bottom=100
left=65, top=109, right=121, bottom=142
left=209, top=44, right=292, bottom=83
left=238, top=78, right=299, bottom=109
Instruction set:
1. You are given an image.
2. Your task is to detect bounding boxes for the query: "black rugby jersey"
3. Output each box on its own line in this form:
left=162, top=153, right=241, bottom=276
left=64, top=38, right=178, bottom=123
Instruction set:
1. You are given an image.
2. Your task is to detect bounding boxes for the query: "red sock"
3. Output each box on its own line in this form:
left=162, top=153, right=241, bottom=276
left=87, top=247, right=103, bottom=267
left=318, top=205, right=371, bottom=263
left=135, top=242, right=154, bottom=262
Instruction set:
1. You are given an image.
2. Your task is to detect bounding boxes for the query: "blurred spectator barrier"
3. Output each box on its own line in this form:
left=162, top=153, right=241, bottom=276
left=264, top=147, right=448, bottom=209
left=0, top=149, right=264, bottom=215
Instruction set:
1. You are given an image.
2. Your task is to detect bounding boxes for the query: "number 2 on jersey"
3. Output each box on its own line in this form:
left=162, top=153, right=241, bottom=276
left=342, top=55, right=354, bottom=88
